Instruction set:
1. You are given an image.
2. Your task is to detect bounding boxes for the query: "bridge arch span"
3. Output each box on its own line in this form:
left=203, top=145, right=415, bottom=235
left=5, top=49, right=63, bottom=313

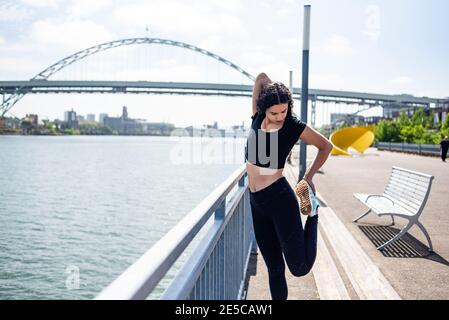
left=1, top=37, right=255, bottom=116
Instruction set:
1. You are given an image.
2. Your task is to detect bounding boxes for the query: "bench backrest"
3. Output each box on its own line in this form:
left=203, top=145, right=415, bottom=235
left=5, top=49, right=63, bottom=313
left=384, top=166, right=434, bottom=216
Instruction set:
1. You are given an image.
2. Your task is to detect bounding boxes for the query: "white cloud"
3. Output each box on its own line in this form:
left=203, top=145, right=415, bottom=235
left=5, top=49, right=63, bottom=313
left=114, top=1, right=246, bottom=36
left=0, top=42, right=47, bottom=55
left=29, top=18, right=114, bottom=50
left=115, top=64, right=203, bottom=82
left=313, top=34, right=355, bottom=56
left=276, top=38, right=301, bottom=56
left=0, top=1, right=32, bottom=21
left=390, top=76, right=413, bottom=86
left=198, top=36, right=227, bottom=54
left=310, top=73, right=346, bottom=90
left=251, top=62, right=297, bottom=85
left=0, top=36, right=5, bottom=45
left=260, top=1, right=272, bottom=9
left=20, top=0, right=60, bottom=7
left=66, top=0, right=113, bottom=18
left=0, top=56, right=43, bottom=78
left=238, top=51, right=276, bottom=67
left=277, top=8, right=291, bottom=18
left=205, top=0, right=244, bottom=13
left=362, top=4, right=381, bottom=42
left=278, top=38, right=300, bottom=47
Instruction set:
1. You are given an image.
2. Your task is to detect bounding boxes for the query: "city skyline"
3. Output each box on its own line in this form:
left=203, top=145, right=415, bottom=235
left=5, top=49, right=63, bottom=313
left=39, top=106, right=244, bottom=130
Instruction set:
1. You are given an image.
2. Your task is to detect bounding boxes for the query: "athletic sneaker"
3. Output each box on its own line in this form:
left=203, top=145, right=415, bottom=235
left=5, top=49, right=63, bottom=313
left=294, top=179, right=320, bottom=216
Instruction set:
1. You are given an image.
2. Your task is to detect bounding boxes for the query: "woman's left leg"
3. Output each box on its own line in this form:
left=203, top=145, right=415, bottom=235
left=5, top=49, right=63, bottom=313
left=250, top=198, right=288, bottom=300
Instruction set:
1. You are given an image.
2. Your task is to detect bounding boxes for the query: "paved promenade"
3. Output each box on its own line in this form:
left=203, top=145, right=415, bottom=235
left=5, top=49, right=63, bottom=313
left=247, top=145, right=449, bottom=300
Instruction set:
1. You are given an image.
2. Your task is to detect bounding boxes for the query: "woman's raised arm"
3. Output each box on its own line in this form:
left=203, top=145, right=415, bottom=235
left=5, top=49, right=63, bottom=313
left=252, top=73, right=272, bottom=116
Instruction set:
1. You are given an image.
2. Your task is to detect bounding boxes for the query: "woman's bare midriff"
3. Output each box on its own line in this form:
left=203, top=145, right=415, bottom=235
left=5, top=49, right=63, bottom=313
left=246, top=161, right=285, bottom=193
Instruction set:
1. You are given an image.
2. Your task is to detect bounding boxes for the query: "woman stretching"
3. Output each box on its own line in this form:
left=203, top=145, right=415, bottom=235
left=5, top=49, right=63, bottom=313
left=245, top=72, right=333, bottom=300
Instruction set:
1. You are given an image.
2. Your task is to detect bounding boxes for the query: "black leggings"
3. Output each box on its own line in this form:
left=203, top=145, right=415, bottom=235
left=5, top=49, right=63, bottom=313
left=249, top=176, right=318, bottom=300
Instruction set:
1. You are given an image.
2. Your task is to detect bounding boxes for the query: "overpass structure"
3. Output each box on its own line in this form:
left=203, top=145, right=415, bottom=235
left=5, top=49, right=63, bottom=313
left=1, top=80, right=446, bottom=126
left=0, top=80, right=442, bottom=105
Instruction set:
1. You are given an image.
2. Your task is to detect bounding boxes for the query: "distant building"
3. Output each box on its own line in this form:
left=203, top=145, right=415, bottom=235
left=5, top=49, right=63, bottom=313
left=103, top=106, right=175, bottom=135
left=103, top=106, right=127, bottom=133
left=364, top=116, right=383, bottom=125
left=0, top=116, right=21, bottom=129
left=330, top=113, right=345, bottom=124
left=122, top=106, right=128, bottom=119
left=103, top=115, right=122, bottom=132
left=86, top=114, right=95, bottom=122
left=77, top=115, right=85, bottom=122
left=21, top=114, right=38, bottom=134
left=431, top=100, right=449, bottom=124
left=226, top=122, right=247, bottom=138
left=53, top=119, right=62, bottom=130
left=184, top=125, right=225, bottom=137
left=103, top=106, right=138, bottom=134
left=382, top=103, right=419, bottom=119
left=99, top=113, right=108, bottom=124
left=64, top=109, right=78, bottom=129
left=184, top=126, right=203, bottom=137
left=204, top=122, right=218, bottom=130
left=231, top=121, right=245, bottom=131
left=65, top=109, right=76, bottom=121
left=330, top=113, right=364, bottom=126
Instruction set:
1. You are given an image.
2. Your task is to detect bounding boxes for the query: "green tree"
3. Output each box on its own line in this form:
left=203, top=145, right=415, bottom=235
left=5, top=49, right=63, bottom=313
left=337, top=122, right=350, bottom=129
left=399, top=124, right=415, bottom=143
left=317, top=125, right=332, bottom=138
left=78, top=123, right=113, bottom=135
left=440, top=115, right=449, bottom=138
left=397, top=109, right=410, bottom=127
left=374, top=120, right=401, bottom=142
left=63, top=128, right=80, bottom=135
left=400, top=123, right=440, bottom=144
left=420, top=129, right=440, bottom=144
left=375, top=109, right=439, bottom=144
left=410, top=108, right=434, bottom=128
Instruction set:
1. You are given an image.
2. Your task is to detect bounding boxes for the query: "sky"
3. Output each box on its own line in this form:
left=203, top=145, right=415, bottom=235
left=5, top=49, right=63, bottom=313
left=0, top=0, right=448, bottom=128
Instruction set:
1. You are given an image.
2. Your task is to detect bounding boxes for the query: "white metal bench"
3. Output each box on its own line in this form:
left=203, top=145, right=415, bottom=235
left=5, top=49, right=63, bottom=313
left=353, top=166, right=434, bottom=251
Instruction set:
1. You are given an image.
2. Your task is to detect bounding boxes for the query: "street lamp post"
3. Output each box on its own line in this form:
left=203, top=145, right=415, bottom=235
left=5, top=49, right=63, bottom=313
left=299, top=4, right=311, bottom=180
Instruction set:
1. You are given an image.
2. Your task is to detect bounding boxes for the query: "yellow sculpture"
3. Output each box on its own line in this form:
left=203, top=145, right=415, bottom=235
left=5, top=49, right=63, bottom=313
left=330, top=126, right=375, bottom=156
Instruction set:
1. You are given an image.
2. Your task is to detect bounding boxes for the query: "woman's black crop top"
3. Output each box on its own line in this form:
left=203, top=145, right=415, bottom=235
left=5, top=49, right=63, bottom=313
left=245, top=109, right=307, bottom=169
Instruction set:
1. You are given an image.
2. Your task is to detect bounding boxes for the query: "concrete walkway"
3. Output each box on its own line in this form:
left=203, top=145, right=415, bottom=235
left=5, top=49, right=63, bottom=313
left=311, top=146, right=449, bottom=299
left=246, top=145, right=449, bottom=300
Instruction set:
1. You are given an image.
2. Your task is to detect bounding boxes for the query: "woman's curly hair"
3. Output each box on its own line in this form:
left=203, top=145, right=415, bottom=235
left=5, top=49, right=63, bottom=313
left=256, top=82, right=293, bottom=114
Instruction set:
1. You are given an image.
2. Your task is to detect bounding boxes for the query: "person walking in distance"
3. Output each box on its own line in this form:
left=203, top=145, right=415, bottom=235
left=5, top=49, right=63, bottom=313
left=245, top=73, right=333, bottom=300
left=440, top=136, right=449, bottom=162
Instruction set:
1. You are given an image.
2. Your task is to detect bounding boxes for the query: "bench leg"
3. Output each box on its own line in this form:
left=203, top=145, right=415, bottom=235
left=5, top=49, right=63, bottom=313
left=353, top=209, right=372, bottom=223
left=377, top=220, right=413, bottom=251
left=416, top=221, right=434, bottom=252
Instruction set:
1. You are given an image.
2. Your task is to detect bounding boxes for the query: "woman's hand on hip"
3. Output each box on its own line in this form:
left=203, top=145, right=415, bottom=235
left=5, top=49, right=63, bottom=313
left=303, top=176, right=316, bottom=195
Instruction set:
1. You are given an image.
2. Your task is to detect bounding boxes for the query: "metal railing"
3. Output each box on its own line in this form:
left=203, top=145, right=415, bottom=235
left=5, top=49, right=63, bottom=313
left=95, top=164, right=256, bottom=300
left=376, top=142, right=440, bottom=156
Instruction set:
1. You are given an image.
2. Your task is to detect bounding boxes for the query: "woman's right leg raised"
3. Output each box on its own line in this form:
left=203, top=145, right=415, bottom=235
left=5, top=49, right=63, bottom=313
left=271, top=185, right=318, bottom=277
